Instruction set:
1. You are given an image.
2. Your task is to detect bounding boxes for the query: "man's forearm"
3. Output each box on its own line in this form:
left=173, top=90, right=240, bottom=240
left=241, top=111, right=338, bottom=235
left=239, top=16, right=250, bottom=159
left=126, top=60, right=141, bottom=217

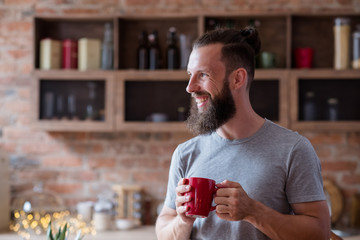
left=156, top=214, right=193, bottom=240
left=244, top=200, right=330, bottom=240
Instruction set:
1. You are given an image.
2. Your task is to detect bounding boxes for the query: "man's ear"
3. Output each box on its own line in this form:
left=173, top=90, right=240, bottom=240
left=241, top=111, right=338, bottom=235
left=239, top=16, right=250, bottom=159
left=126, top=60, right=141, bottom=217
left=231, top=68, right=247, bottom=90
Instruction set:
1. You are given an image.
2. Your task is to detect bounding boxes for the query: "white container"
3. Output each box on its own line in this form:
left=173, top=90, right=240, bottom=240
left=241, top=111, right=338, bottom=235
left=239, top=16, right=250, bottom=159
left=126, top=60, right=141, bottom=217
left=353, top=26, right=360, bottom=69
left=334, top=17, right=351, bottom=70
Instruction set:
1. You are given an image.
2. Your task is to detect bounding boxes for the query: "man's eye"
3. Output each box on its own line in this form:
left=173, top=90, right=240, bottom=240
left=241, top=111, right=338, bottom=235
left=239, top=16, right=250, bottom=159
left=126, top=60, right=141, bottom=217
left=200, top=73, right=208, bottom=78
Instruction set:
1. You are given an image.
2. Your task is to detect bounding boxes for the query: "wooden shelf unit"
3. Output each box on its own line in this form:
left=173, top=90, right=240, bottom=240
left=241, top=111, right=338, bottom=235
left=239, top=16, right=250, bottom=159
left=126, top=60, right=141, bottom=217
left=32, top=12, right=360, bottom=132
left=289, top=69, right=360, bottom=131
left=32, top=70, right=115, bottom=132
left=115, top=70, right=190, bottom=132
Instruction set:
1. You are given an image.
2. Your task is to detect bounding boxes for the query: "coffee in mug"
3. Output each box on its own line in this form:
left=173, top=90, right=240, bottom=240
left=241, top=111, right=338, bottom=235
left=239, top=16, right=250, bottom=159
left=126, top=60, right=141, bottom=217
left=184, top=177, right=217, bottom=218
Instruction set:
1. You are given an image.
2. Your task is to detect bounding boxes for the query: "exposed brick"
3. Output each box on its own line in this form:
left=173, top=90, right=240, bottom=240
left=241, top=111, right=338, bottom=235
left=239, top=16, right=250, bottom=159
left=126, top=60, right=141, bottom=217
left=148, top=143, right=177, bottom=156
left=4, top=21, right=32, bottom=33
left=313, top=145, right=333, bottom=160
left=348, top=133, right=360, bottom=147
left=59, top=170, right=98, bottom=181
left=321, top=161, right=357, bottom=172
left=7, top=49, right=30, bottom=60
left=113, top=142, right=146, bottom=155
left=163, top=0, right=198, bottom=6
left=42, top=156, right=83, bottom=167
left=119, top=157, right=160, bottom=169
left=71, top=143, right=104, bottom=154
left=18, top=87, right=31, bottom=99
left=334, top=146, right=360, bottom=161
left=79, top=0, right=118, bottom=4
left=132, top=169, right=169, bottom=184
left=4, top=0, right=37, bottom=5
left=172, top=132, right=192, bottom=143
left=124, top=0, right=159, bottom=6
left=13, top=169, right=59, bottom=181
left=101, top=169, right=131, bottom=182
left=20, top=142, right=62, bottom=155
left=336, top=0, right=352, bottom=5
left=62, top=8, right=101, bottom=15
left=342, top=175, right=360, bottom=185
left=3, top=100, right=30, bottom=113
left=3, top=127, right=52, bottom=142
left=45, top=183, right=83, bottom=194
left=88, top=157, right=116, bottom=169
left=0, top=142, right=17, bottom=152
left=305, top=132, right=346, bottom=145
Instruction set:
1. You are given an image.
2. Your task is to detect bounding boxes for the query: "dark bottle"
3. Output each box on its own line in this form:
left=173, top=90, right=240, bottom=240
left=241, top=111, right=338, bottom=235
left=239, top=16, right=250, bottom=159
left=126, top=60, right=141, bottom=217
left=327, top=98, right=339, bottom=121
left=166, top=27, right=180, bottom=70
left=137, top=31, right=149, bottom=69
left=148, top=30, right=161, bottom=70
left=101, top=23, right=113, bottom=70
left=303, top=91, right=317, bottom=121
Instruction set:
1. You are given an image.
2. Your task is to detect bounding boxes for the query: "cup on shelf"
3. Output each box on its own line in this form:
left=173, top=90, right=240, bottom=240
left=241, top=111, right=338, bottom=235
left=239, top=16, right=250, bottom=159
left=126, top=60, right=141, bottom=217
left=146, top=113, right=168, bottom=122
left=259, top=51, right=276, bottom=68
left=294, top=47, right=314, bottom=69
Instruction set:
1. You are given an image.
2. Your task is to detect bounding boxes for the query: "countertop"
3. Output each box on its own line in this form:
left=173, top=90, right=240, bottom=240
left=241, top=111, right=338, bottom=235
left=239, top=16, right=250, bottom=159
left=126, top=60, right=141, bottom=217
left=0, top=226, right=359, bottom=240
left=0, top=226, right=157, bottom=240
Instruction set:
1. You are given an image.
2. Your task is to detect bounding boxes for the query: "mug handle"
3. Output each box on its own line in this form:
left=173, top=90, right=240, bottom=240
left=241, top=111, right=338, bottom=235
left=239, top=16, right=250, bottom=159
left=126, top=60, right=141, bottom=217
left=210, top=186, right=218, bottom=211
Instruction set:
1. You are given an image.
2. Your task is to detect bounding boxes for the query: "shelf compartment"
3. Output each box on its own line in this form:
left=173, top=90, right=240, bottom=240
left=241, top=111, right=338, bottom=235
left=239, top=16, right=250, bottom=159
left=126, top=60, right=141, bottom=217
left=290, top=69, right=360, bottom=131
left=253, top=70, right=289, bottom=127
left=116, top=70, right=190, bottom=132
left=117, top=16, right=199, bottom=70
left=291, top=14, right=360, bottom=69
left=204, top=15, right=289, bottom=68
left=32, top=70, right=115, bottom=132
left=34, top=16, right=117, bottom=69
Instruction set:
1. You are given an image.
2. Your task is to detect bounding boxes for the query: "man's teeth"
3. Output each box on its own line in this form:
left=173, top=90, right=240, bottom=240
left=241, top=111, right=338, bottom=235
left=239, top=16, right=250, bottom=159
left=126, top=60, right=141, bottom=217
left=196, top=97, right=207, bottom=104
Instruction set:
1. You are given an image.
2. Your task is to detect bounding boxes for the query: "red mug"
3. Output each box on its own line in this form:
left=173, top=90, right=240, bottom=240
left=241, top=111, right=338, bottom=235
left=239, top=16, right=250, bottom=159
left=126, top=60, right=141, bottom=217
left=294, top=47, right=314, bottom=68
left=184, top=177, right=217, bottom=218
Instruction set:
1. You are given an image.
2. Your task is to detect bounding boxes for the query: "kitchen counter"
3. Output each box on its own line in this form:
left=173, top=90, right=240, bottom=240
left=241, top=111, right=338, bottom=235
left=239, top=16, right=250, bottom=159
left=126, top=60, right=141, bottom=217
left=0, top=226, right=359, bottom=240
left=0, top=226, right=157, bottom=240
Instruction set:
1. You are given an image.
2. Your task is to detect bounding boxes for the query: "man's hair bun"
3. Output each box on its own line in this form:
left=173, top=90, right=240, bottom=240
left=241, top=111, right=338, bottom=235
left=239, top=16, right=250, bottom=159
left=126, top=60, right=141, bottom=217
left=240, top=26, right=261, bottom=56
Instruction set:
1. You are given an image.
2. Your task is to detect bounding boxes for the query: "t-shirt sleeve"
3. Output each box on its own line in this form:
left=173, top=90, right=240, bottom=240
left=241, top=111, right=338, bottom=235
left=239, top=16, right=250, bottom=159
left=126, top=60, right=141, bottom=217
left=286, top=136, right=326, bottom=204
left=164, top=145, right=184, bottom=210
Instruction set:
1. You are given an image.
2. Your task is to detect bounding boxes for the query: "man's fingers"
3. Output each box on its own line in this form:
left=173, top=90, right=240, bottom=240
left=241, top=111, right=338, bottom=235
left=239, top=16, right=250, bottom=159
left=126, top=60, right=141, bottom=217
left=176, top=184, right=191, bottom=195
left=216, top=179, right=241, bottom=188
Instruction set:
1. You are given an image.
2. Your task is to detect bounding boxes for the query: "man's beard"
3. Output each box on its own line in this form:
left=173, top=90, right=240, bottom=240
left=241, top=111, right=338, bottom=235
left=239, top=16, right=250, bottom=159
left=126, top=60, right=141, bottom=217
left=185, top=79, right=236, bottom=135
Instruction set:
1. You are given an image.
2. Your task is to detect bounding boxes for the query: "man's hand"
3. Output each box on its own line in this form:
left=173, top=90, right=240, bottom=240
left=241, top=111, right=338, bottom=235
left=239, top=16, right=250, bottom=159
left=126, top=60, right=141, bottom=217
left=214, top=179, right=253, bottom=221
left=175, top=178, right=197, bottom=224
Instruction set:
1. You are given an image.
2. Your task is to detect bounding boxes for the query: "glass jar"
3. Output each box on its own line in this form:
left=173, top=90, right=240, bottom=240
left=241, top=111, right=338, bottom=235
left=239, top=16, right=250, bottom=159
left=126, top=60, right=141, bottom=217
left=93, top=195, right=113, bottom=231
left=353, top=25, right=360, bottom=69
left=334, top=17, right=351, bottom=70
left=10, top=182, right=67, bottom=237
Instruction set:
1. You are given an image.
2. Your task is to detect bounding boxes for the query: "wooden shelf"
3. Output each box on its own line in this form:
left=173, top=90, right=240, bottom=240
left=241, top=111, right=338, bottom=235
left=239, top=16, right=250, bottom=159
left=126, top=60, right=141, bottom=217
left=115, top=70, right=190, bottom=132
left=32, top=70, right=115, bottom=132
left=290, top=70, right=360, bottom=131
left=31, top=12, right=360, bottom=132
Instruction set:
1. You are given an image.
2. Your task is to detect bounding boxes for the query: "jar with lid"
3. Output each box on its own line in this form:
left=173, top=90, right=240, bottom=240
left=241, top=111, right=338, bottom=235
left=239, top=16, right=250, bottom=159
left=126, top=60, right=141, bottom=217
left=353, top=25, right=360, bottom=69
left=334, top=17, right=351, bottom=70
left=93, top=195, right=113, bottom=231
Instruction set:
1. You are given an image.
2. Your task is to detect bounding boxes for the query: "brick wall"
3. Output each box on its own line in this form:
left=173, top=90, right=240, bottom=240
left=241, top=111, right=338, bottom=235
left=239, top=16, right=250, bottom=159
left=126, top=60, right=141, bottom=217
left=0, top=0, right=359, bottom=226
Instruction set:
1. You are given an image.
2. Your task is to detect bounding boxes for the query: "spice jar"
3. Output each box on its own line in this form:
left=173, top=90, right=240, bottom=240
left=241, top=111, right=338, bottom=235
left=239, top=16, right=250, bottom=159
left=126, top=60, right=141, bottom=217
left=353, top=25, right=360, bottom=69
left=93, top=195, right=113, bottom=231
left=334, top=17, right=351, bottom=70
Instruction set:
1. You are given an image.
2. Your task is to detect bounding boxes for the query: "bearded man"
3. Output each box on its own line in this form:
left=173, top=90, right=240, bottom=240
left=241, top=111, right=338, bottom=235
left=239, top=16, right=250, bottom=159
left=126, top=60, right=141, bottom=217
left=155, top=27, right=330, bottom=240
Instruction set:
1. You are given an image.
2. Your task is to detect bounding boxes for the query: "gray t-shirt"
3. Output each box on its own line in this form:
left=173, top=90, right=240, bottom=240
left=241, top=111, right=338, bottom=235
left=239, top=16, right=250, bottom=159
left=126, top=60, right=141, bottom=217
left=164, top=119, right=325, bottom=240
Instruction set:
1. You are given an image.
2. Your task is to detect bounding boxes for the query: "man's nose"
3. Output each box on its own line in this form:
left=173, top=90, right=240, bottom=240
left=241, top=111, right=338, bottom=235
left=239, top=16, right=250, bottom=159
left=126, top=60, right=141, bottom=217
left=186, top=75, right=200, bottom=93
